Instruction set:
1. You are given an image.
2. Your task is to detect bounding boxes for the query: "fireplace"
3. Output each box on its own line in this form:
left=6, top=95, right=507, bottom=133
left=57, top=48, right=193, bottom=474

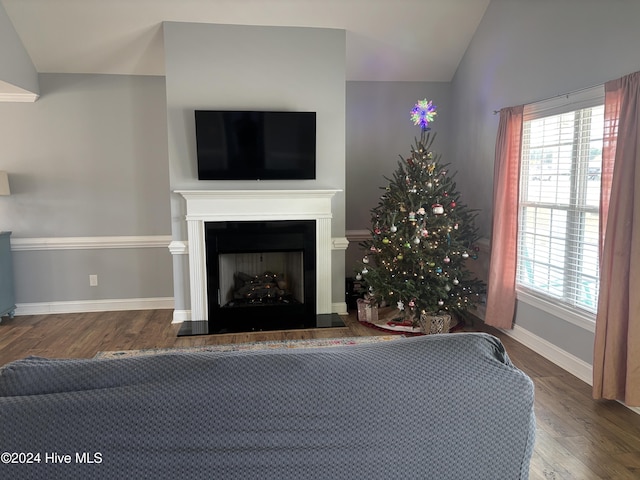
left=206, top=220, right=316, bottom=332
left=174, top=189, right=342, bottom=334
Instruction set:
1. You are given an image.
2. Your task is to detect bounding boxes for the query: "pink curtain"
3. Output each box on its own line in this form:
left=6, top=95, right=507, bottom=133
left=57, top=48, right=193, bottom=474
left=593, top=72, right=640, bottom=406
left=485, top=106, right=524, bottom=329
left=599, top=82, right=618, bottom=252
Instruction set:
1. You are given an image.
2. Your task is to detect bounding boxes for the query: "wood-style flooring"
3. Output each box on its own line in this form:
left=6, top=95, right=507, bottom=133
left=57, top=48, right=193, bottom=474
left=1, top=309, right=639, bottom=479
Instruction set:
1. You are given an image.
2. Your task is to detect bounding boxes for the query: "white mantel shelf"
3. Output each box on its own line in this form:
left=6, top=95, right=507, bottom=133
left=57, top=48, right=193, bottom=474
left=174, top=189, right=341, bottom=321
left=175, top=189, right=340, bottom=221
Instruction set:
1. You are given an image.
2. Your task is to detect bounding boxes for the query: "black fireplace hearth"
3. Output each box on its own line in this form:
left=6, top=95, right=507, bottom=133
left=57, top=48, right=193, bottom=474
left=177, top=313, right=345, bottom=336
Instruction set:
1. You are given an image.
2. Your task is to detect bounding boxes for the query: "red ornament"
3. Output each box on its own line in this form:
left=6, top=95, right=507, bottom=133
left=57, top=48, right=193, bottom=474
left=450, top=201, right=457, bottom=208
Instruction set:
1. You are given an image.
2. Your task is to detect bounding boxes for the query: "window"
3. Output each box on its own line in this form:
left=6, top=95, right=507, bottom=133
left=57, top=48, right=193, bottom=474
left=517, top=87, right=604, bottom=315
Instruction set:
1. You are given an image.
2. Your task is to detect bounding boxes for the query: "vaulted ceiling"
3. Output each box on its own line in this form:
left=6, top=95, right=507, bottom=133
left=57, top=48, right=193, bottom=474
left=1, top=0, right=489, bottom=82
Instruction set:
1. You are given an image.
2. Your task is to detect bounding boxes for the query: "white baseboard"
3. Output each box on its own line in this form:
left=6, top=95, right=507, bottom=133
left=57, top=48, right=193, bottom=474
left=15, top=297, right=174, bottom=316
left=501, top=324, right=640, bottom=416
left=332, top=302, right=348, bottom=316
left=501, top=324, right=592, bottom=384
left=172, top=310, right=190, bottom=323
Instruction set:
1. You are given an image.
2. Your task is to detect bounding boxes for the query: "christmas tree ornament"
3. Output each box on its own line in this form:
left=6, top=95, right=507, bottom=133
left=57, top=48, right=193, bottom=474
left=382, top=237, right=390, bottom=244
left=453, top=278, right=460, bottom=285
left=355, top=273, right=362, bottom=281
left=443, top=256, right=451, bottom=263
left=432, top=204, right=444, bottom=215
left=363, top=256, right=369, bottom=264
left=413, top=237, right=420, bottom=245
left=390, top=225, right=398, bottom=233
left=461, top=252, right=470, bottom=259
left=438, top=300, right=445, bottom=306
left=404, top=242, right=411, bottom=248
left=362, top=268, right=368, bottom=274
left=450, top=201, right=457, bottom=208
left=409, top=211, right=416, bottom=221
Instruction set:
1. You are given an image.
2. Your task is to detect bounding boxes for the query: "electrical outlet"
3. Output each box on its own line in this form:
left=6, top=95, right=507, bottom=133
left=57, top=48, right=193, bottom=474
left=89, top=274, right=98, bottom=287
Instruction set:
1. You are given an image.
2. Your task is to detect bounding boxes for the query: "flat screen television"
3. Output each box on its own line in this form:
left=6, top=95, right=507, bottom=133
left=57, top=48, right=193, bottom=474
left=195, top=110, right=316, bottom=180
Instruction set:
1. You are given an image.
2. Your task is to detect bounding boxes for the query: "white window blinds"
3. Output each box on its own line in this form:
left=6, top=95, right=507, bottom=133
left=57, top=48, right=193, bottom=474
left=517, top=86, right=604, bottom=314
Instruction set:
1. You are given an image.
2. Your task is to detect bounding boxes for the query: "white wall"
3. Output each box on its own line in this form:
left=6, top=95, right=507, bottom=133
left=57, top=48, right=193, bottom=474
left=162, top=22, right=346, bottom=314
left=451, top=0, right=640, bottom=363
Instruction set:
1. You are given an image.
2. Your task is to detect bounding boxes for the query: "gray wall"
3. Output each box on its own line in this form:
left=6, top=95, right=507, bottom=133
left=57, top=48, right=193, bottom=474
left=0, top=74, right=173, bottom=304
left=0, top=1, right=38, bottom=96
left=451, top=0, right=640, bottom=363
left=162, top=22, right=346, bottom=312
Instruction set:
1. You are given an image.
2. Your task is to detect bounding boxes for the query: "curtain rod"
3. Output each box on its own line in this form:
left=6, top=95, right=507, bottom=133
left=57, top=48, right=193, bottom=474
left=492, top=81, right=605, bottom=115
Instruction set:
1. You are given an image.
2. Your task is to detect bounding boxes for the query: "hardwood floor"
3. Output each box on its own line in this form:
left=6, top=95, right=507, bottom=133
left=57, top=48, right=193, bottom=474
left=1, top=309, right=639, bottom=479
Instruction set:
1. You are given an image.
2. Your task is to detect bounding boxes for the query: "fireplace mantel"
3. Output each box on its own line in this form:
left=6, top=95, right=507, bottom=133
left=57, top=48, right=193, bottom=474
left=175, top=189, right=340, bottom=321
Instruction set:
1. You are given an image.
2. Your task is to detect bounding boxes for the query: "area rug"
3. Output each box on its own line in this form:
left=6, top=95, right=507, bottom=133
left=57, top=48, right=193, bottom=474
left=94, top=335, right=404, bottom=359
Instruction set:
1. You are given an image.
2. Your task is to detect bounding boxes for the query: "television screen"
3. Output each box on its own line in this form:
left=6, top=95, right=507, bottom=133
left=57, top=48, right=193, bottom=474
left=195, top=110, right=316, bottom=180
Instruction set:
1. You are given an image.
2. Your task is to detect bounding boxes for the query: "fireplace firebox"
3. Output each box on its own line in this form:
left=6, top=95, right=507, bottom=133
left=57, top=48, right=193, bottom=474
left=205, top=220, right=316, bottom=333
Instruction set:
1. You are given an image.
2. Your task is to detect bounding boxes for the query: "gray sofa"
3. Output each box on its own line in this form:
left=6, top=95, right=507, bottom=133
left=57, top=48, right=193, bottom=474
left=0, top=333, right=535, bottom=479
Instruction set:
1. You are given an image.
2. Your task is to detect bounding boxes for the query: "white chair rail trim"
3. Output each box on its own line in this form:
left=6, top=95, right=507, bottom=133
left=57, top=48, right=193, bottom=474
left=11, top=235, right=172, bottom=252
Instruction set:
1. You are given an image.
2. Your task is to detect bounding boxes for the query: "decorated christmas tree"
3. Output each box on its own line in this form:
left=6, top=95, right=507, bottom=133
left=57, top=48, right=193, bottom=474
left=356, top=100, right=485, bottom=328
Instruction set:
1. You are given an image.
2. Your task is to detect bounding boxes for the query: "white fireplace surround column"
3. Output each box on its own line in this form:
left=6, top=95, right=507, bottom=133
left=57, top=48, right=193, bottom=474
left=175, top=190, right=340, bottom=321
